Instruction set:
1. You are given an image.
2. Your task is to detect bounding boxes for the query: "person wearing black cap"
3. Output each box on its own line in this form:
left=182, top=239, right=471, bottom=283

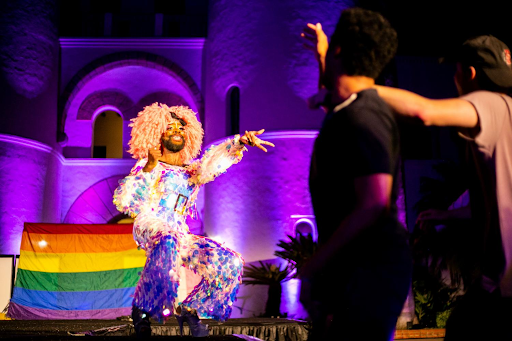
left=372, top=34, right=512, bottom=340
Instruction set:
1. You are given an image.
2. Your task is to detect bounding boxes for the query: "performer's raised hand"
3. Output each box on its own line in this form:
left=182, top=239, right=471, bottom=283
left=143, top=146, right=162, bottom=172
left=240, top=129, right=275, bottom=152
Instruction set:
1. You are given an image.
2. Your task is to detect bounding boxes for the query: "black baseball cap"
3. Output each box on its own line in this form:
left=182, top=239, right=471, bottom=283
left=441, top=35, right=512, bottom=88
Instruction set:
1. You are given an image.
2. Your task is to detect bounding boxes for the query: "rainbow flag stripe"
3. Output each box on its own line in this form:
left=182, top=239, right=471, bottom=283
left=7, top=223, right=146, bottom=320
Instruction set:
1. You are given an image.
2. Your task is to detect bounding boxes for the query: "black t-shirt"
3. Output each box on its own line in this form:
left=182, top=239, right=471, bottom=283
left=309, top=89, right=408, bottom=265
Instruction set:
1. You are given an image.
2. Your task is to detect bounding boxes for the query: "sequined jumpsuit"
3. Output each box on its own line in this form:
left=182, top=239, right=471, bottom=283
left=113, top=137, right=246, bottom=322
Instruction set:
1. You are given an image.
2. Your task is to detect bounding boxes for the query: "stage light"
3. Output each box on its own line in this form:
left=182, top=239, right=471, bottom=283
left=38, top=240, right=47, bottom=248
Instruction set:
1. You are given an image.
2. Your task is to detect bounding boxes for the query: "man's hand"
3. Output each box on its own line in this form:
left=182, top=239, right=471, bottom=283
left=239, top=129, right=275, bottom=152
left=143, top=147, right=162, bottom=172
left=301, top=23, right=328, bottom=65
left=301, top=22, right=331, bottom=108
left=416, top=208, right=451, bottom=225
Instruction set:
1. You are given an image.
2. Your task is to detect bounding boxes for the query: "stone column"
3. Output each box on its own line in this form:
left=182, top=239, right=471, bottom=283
left=0, top=0, right=61, bottom=255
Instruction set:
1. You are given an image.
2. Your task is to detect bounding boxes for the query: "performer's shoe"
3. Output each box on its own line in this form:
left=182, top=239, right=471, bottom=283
left=175, top=306, right=209, bottom=337
left=132, top=306, right=151, bottom=338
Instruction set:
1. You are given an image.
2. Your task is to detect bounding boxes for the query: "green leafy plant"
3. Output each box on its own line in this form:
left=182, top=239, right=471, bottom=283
left=411, top=160, right=477, bottom=328
left=242, top=233, right=318, bottom=317
left=243, top=261, right=291, bottom=286
left=243, top=261, right=291, bottom=317
left=412, top=267, right=458, bottom=328
left=274, top=233, right=318, bottom=277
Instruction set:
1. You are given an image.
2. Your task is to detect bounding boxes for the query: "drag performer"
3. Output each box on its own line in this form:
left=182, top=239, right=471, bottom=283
left=113, top=103, right=274, bottom=337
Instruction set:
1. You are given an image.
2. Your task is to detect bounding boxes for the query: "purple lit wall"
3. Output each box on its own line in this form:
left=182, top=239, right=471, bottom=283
left=203, top=131, right=317, bottom=263
left=204, top=0, right=350, bottom=144
left=0, top=1, right=59, bottom=148
left=0, top=1, right=60, bottom=254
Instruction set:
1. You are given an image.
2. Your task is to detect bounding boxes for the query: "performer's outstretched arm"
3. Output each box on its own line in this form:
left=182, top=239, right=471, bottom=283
left=189, top=129, right=274, bottom=185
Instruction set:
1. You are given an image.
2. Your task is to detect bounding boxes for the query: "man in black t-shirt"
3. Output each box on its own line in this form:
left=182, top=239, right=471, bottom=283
left=300, top=8, right=412, bottom=340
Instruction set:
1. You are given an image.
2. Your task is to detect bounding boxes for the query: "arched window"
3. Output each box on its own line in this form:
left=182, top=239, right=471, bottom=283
left=92, top=110, right=123, bottom=158
left=292, top=216, right=318, bottom=242
left=226, top=86, right=240, bottom=136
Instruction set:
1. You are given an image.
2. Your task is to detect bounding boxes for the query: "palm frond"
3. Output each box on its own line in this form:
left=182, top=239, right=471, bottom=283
left=274, top=234, right=318, bottom=276
left=242, top=261, right=291, bottom=285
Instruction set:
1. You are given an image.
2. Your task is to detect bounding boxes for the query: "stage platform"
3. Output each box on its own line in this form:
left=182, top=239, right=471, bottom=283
left=0, top=317, right=447, bottom=341
left=0, top=317, right=450, bottom=341
left=0, top=317, right=309, bottom=340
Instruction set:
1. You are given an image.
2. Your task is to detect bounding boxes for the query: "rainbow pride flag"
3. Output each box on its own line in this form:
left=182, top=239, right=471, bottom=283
left=7, top=223, right=146, bottom=320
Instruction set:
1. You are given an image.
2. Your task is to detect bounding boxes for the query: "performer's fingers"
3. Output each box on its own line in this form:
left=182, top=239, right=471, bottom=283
left=261, top=140, right=275, bottom=147
left=255, top=129, right=265, bottom=135
left=247, top=134, right=254, bottom=146
left=257, top=144, right=268, bottom=152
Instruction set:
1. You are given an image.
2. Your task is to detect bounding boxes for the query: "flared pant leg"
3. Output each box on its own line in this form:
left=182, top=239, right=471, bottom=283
left=132, top=233, right=182, bottom=322
left=180, top=234, right=244, bottom=321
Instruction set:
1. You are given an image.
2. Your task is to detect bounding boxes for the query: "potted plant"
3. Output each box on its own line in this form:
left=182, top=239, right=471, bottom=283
left=410, top=160, right=478, bottom=328
left=243, top=260, right=291, bottom=317
left=274, top=233, right=318, bottom=277
left=242, top=233, right=318, bottom=318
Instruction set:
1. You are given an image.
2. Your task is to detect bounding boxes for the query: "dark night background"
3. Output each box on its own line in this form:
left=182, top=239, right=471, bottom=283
left=57, top=0, right=512, bottom=55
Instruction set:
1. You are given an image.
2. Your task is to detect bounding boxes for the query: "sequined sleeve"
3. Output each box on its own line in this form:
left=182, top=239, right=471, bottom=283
left=188, top=135, right=247, bottom=185
left=113, top=159, right=155, bottom=218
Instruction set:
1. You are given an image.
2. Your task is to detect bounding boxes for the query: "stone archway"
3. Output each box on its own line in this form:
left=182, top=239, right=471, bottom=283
left=58, top=51, right=204, bottom=143
left=77, top=91, right=190, bottom=122
left=77, top=91, right=134, bottom=121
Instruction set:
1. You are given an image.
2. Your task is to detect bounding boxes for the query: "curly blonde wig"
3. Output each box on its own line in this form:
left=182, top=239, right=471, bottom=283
left=127, top=103, right=204, bottom=164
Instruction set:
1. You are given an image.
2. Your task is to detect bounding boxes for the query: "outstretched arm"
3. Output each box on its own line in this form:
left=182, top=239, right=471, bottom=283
left=374, top=85, right=479, bottom=128
left=189, top=130, right=274, bottom=185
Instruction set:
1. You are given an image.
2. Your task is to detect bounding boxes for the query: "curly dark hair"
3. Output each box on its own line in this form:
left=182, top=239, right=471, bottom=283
left=329, top=7, right=398, bottom=79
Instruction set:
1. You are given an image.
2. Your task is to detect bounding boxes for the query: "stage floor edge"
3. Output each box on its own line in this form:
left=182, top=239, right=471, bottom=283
left=0, top=317, right=309, bottom=340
